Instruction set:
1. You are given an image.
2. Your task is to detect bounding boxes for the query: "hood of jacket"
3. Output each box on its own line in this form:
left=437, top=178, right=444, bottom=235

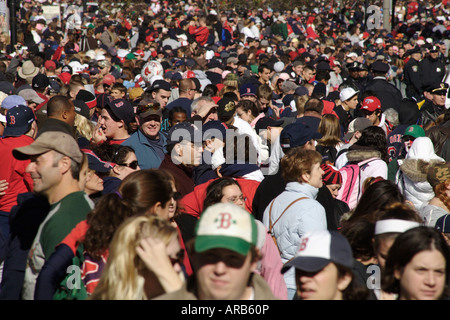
left=399, top=158, right=444, bottom=182
left=346, top=146, right=381, bottom=163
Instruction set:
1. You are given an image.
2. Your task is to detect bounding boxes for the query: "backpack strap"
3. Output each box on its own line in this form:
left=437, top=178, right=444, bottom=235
left=268, top=197, right=308, bottom=235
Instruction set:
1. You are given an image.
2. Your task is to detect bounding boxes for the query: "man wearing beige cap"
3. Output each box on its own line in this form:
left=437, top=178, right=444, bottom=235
left=13, top=131, right=94, bottom=299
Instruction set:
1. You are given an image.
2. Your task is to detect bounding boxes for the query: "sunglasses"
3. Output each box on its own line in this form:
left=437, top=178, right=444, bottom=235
left=169, top=249, right=185, bottom=266
left=137, top=103, right=161, bottom=115
left=117, top=160, right=139, bottom=169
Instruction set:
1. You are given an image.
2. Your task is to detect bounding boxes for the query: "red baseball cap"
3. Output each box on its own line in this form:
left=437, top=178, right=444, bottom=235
left=183, top=70, right=195, bottom=79
left=361, top=96, right=381, bottom=112
left=44, top=60, right=56, bottom=70
left=103, top=74, right=116, bottom=86
left=58, top=72, right=71, bottom=85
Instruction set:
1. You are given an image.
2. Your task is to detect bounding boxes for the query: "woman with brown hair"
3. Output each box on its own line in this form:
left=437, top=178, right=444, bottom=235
left=263, top=148, right=327, bottom=299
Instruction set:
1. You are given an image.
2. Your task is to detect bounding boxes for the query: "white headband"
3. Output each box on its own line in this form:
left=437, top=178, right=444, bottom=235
left=375, top=219, right=420, bottom=235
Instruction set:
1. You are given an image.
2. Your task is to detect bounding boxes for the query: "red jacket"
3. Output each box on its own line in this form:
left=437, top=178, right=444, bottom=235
left=188, top=25, right=209, bottom=46
left=179, top=178, right=261, bottom=219
left=0, top=135, right=34, bottom=212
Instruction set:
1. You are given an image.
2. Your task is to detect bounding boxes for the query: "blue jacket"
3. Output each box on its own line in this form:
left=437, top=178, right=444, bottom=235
left=122, top=129, right=168, bottom=170
left=262, top=182, right=327, bottom=291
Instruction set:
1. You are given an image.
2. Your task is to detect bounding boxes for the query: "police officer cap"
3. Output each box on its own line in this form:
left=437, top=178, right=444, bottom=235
left=406, top=46, right=421, bottom=56
left=429, top=82, right=449, bottom=94
left=371, top=60, right=389, bottom=73
left=346, top=61, right=360, bottom=70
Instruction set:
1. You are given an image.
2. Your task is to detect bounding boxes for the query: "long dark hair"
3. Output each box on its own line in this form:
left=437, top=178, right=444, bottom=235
left=344, top=179, right=405, bottom=225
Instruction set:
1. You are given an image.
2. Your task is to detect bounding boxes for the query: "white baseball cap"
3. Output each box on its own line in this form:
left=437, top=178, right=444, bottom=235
left=339, top=87, right=359, bottom=102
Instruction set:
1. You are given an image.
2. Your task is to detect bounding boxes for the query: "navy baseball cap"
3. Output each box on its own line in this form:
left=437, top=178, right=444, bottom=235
left=4, top=105, right=36, bottom=137
left=81, top=149, right=114, bottom=173
left=282, top=230, right=354, bottom=273
left=105, top=98, right=135, bottom=125
left=280, top=122, right=322, bottom=149
left=255, top=116, right=284, bottom=133
left=202, top=120, right=227, bottom=141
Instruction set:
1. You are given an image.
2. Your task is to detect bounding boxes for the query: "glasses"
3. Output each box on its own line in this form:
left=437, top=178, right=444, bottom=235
left=169, top=249, right=185, bottom=266
left=227, top=195, right=247, bottom=204
left=117, top=160, right=139, bottom=169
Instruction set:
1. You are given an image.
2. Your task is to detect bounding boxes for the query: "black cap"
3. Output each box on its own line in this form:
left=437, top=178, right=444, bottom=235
left=254, top=116, right=284, bottom=133
left=346, top=61, right=360, bottom=70
left=32, top=73, right=50, bottom=89
left=371, top=60, right=390, bottom=73
left=151, top=79, right=171, bottom=92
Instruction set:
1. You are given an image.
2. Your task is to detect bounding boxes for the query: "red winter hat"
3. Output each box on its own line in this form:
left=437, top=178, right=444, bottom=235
left=321, top=163, right=342, bottom=185
left=361, top=96, right=381, bottom=112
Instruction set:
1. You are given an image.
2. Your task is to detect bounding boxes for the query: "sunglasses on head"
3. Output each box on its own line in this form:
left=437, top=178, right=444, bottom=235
left=117, top=160, right=139, bottom=169
left=137, top=102, right=161, bottom=114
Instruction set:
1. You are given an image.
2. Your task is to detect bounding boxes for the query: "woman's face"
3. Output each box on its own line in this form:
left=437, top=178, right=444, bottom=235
left=221, top=184, right=246, bottom=209
left=236, top=107, right=252, bottom=124
left=395, top=249, right=446, bottom=300
left=116, top=152, right=140, bottom=180
left=304, top=162, right=324, bottom=189
left=167, top=181, right=178, bottom=220
left=84, top=169, right=104, bottom=195
left=295, top=263, right=352, bottom=300
left=326, top=184, right=341, bottom=199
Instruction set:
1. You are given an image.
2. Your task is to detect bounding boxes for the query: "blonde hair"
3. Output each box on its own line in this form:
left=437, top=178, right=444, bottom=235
left=74, top=113, right=96, bottom=141
left=90, top=215, right=178, bottom=300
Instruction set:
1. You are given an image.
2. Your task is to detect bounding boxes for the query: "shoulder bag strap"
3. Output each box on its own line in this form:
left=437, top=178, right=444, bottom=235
left=268, top=197, right=308, bottom=234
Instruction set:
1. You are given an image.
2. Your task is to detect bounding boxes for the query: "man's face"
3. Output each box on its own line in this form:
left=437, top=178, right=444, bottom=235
left=99, top=108, right=122, bottom=139
left=66, top=100, right=76, bottom=127
left=152, top=89, right=171, bottom=108
left=258, top=68, right=271, bottom=82
left=430, top=50, right=439, bottom=60
left=110, top=89, right=123, bottom=100
left=411, top=52, right=422, bottom=61
left=193, top=248, right=257, bottom=300
left=138, top=114, right=161, bottom=139
left=361, top=109, right=380, bottom=125
left=302, top=69, right=315, bottom=82
left=293, top=64, right=303, bottom=76
left=431, top=91, right=447, bottom=107
left=169, top=112, right=187, bottom=127
left=26, top=150, right=63, bottom=197
left=176, top=140, right=203, bottom=166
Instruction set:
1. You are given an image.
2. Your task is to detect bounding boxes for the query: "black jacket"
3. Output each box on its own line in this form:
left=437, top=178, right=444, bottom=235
left=363, top=77, right=403, bottom=112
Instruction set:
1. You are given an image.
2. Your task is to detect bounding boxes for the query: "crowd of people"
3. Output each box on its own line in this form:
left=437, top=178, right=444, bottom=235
left=0, top=0, right=449, bottom=302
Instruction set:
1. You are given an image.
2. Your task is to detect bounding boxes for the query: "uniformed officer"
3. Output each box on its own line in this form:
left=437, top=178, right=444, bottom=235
left=419, top=45, right=446, bottom=93
left=363, top=60, right=403, bottom=112
left=341, top=61, right=362, bottom=93
left=403, top=46, right=423, bottom=101
left=418, top=82, right=448, bottom=128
